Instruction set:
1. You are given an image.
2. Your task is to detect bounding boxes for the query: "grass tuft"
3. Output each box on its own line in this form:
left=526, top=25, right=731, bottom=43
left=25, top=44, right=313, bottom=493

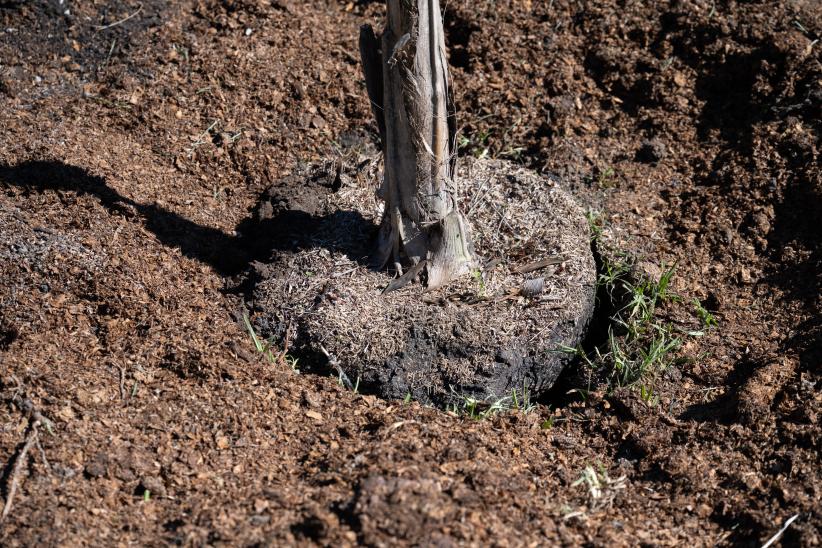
left=243, top=314, right=300, bottom=371
left=565, top=216, right=690, bottom=395
left=692, top=298, right=718, bottom=329
left=570, top=463, right=627, bottom=512
left=448, top=385, right=536, bottom=420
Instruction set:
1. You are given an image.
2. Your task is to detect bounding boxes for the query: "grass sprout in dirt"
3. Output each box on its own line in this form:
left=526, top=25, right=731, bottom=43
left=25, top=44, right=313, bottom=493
left=562, top=229, right=692, bottom=397
left=243, top=313, right=299, bottom=372
left=569, top=463, right=628, bottom=516
left=447, top=385, right=537, bottom=420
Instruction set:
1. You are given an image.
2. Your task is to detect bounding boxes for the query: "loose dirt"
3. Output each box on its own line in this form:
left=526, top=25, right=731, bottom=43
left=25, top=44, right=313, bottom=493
left=0, top=0, right=819, bottom=545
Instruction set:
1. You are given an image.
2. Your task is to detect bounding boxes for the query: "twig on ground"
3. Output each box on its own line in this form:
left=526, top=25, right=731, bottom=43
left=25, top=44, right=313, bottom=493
left=466, top=177, right=490, bottom=215
left=116, top=365, right=127, bottom=401
left=1, top=421, right=39, bottom=522
left=332, top=266, right=359, bottom=278
left=320, top=345, right=353, bottom=389
left=489, top=201, right=516, bottom=234
left=188, top=120, right=219, bottom=153
left=96, top=4, right=143, bottom=31
left=102, top=39, right=117, bottom=68
left=383, top=259, right=427, bottom=294
left=761, top=514, right=800, bottom=548
left=514, top=256, right=567, bottom=274
left=34, top=435, right=50, bottom=473
left=272, top=321, right=297, bottom=370
left=11, top=397, right=54, bottom=435
left=0, top=394, right=56, bottom=522
left=384, top=420, right=418, bottom=436
left=381, top=420, right=421, bottom=441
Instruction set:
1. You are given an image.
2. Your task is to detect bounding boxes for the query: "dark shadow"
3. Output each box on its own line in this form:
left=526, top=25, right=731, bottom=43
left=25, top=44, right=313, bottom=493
left=538, top=235, right=618, bottom=408
left=638, top=462, right=675, bottom=485
left=644, top=13, right=790, bottom=153
left=0, top=161, right=246, bottom=275
left=761, top=77, right=820, bottom=378
left=781, top=315, right=821, bottom=387
left=766, top=181, right=822, bottom=379
left=0, top=315, right=18, bottom=351
left=692, top=47, right=786, bottom=153
left=765, top=174, right=822, bottom=320
left=443, top=10, right=481, bottom=72
left=583, top=50, right=657, bottom=118
left=614, top=437, right=650, bottom=462
left=0, top=0, right=167, bottom=83
left=678, top=357, right=760, bottom=424
left=290, top=514, right=329, bottom=542
left=649, top=12, right=820, bottom=382
left=0, top=160, right=376, bottom=277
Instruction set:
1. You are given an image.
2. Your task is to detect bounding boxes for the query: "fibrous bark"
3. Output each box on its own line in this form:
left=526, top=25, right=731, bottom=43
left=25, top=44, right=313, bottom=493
left=361, top=0, right=476, bottom=290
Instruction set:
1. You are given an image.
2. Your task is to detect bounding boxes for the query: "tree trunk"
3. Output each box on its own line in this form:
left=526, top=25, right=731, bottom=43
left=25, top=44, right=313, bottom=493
left=360, top=0, right=476, bottom=290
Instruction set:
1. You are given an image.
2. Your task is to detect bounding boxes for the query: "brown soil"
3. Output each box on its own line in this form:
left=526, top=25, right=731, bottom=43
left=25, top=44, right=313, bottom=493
left=0, top=0, right=819, bottom=545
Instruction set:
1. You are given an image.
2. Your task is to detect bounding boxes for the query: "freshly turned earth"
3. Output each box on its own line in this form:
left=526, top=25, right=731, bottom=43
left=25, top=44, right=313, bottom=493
left=0, top=0, right=819, bottom=546
left=248, top=158, right=596, bottom=405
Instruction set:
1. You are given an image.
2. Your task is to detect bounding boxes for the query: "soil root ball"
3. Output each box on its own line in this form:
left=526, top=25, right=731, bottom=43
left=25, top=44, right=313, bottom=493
left=251, top=158, right=596, bottom=406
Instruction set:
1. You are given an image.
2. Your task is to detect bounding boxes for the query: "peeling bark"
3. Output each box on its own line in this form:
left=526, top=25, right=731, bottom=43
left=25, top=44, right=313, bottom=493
left=361, top=0, right=476, bottom=290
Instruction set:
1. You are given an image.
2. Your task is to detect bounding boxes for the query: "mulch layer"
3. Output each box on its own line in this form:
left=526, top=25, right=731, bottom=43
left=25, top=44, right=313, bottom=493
left=0, top=0, right=819, bottom=545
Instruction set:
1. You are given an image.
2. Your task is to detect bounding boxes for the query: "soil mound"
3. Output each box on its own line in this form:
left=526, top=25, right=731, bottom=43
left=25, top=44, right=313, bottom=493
left=249, top=158, right=596, bottom=405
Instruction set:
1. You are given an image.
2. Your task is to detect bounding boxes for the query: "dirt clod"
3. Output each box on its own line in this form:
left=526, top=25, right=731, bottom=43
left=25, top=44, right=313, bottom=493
left=636, top=138, right=667, bottom=163
left=139, top=476, right=167, bottom=498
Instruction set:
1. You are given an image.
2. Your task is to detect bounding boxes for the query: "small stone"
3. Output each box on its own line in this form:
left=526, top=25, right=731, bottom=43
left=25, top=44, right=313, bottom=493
left=521, top=277, right=545, bottom=297
left=496, top=348, right=522, bottom=367
left=748, top=212, right=771, bottom=235
left=250, top=515, right=271, bottom=525
left=115, top=466, right=137, bottom=482
left=301, top=390, right=321, bottom=408
left=254, top=498, right=269, bottom=513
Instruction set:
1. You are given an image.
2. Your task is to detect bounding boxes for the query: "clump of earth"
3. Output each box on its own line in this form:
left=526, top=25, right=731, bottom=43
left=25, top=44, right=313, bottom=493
left=248, top=158, right=596, bottom=405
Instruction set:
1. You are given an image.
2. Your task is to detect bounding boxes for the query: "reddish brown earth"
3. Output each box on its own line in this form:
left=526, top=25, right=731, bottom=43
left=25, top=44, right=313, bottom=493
left=0, top=0, right=819, bottom=545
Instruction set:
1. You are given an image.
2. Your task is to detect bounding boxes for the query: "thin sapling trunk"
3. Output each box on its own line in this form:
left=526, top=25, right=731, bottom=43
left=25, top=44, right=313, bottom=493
left=360, top=0, right=476, bottom=290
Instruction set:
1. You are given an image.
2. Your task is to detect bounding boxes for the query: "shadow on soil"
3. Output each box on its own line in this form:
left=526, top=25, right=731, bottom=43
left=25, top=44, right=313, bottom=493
left=766, top=170, right=822, bottom=377
left=538, top=238, right=617, bottom=408
left=677, top=357, right=760, bottom=425
left=0, top=160, right=373, bottom=278
left=0, top=0, right=169, bottom=92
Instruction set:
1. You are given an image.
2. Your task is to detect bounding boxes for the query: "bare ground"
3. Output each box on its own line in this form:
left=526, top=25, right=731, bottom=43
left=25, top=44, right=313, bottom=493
left=0, top=0, right=819, bottom=545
